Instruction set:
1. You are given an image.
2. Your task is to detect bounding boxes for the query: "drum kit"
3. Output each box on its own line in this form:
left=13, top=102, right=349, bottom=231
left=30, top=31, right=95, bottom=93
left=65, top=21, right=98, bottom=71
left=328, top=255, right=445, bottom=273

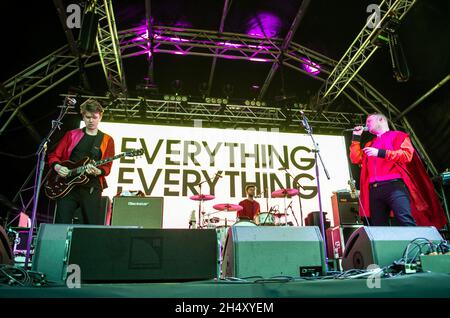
left=189, top=187, right=300, bottom=230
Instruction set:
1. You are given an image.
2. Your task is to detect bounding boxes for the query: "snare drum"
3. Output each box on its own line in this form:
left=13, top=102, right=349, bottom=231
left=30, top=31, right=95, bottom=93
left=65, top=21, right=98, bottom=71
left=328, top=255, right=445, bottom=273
left=254, top=212, right=275, bottom=226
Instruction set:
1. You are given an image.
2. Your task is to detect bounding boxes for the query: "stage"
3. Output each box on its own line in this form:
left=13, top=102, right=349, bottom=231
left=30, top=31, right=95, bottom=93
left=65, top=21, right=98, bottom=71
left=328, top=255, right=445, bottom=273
left=1, top=272, right=450, bottom=299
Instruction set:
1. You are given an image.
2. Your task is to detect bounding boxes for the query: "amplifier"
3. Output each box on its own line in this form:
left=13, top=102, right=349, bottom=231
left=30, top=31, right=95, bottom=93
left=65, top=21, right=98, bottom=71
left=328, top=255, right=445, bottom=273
left=111, top=196, right=163, bottom=228
left=331, top=191, right=361, bottom=226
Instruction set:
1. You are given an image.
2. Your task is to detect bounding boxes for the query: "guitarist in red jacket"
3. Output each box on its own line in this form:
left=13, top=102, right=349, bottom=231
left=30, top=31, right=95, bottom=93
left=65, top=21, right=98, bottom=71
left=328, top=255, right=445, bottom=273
left=48, top=99, right=115, bottom=224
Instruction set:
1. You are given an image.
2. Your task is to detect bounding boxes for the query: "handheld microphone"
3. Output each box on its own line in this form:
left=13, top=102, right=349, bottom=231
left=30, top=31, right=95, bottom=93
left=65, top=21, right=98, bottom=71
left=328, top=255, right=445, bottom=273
left=344, top=126, right=368, bottom=132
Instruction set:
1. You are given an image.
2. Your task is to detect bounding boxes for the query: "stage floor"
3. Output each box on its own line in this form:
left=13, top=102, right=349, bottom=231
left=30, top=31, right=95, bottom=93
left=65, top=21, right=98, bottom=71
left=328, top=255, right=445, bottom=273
left=1, top=272, right=450, bottom=298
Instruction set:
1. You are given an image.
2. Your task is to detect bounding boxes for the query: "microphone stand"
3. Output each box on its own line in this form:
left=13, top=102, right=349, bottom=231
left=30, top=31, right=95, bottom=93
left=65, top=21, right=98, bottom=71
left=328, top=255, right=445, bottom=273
left=287, top=201, right=298, bottom=226
left=24, top=96, right=75, bottom=269
left=281, top=167, right=303, bottom=226
left=300, top=111, right=331, bottom=272
left=194, top=171, right=222, bottom=228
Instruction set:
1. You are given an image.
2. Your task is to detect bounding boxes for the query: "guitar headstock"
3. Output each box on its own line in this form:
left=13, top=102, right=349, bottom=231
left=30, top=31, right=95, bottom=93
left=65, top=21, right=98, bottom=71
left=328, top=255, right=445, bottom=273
left=125, top=148, right=144, bottom=158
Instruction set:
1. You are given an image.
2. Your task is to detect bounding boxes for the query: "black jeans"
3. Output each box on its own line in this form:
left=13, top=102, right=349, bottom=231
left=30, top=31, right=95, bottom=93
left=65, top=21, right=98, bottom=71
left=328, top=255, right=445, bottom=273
left=369, top=179, right=416, bottom=226
left=54, top=186, right=103, bottom=225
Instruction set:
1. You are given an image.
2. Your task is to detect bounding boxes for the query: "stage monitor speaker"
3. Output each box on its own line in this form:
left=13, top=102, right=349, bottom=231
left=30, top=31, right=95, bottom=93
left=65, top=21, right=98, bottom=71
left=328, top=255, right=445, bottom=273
left=0, top=226, right=14, bottom=265
left=111, top=197, right=163, bottom=228
left=342, top=226, right=443, bottom=270
left=331, top=191, right=361, bottom=226
left=221, top=226, right=326, bottom=278
left=32, top=224, right=217, bottom=283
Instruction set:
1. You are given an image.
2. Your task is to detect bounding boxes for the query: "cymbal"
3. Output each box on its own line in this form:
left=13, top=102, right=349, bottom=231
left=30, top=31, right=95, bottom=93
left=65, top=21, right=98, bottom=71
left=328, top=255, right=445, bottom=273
left=273, top=213, right=288, bottom=218
left=271, top=188, right=299, bottom=198
left=213, top=203, right=243, bottom=212
left=190, top=194, right=215, bottom=201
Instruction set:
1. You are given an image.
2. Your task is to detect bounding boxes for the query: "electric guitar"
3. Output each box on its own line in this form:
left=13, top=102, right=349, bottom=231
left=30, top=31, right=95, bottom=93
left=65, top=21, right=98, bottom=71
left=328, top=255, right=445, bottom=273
left=44, top=149, right=143, bottom=200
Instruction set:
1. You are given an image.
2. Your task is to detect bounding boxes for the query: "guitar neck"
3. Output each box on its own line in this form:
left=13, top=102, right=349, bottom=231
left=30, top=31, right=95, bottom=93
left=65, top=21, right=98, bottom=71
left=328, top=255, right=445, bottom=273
left=92, top=153, right=125, bottom=167
left=70, top=153, right=126, bottom=176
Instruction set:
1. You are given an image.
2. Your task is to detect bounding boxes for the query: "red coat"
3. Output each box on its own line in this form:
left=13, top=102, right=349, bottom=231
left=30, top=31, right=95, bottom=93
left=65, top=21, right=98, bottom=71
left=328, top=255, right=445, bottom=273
left=48, top=128, right=115, bottom=189
left=350, top=131, right=447, bottom=229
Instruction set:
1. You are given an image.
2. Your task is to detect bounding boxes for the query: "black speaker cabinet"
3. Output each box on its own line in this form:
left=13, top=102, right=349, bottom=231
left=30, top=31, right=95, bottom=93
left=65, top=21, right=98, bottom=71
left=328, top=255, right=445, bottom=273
left=221, top=226, right=326, bottom=278
left=331, top=191, right=361, bottom=226
left=111, top=196, right=163, bottom=228
left=342, top=226, right=443, bottom=270
left=33, top=224, right=217, bottom=283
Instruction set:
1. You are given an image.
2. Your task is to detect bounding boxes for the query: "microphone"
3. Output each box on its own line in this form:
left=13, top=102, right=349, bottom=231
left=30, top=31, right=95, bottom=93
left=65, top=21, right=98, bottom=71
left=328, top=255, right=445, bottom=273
left=344, top=126, right=368, bottom=132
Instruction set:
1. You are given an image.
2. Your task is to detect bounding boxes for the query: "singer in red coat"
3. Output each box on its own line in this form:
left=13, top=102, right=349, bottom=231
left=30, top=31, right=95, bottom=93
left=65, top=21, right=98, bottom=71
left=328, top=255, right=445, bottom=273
left=349, top=113, right=446, bottom=229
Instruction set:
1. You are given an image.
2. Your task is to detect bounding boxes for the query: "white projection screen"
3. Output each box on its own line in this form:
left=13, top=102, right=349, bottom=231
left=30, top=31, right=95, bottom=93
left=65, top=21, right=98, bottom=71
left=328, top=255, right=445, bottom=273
left=87, top=122, right=351, bottom=228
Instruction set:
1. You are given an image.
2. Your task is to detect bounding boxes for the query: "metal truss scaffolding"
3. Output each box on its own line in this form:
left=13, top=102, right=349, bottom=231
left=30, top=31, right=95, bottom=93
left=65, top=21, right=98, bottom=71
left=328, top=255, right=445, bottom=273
left=95, top=0, right=127, bottom=96
left=313, top=0, right=417, bottom=112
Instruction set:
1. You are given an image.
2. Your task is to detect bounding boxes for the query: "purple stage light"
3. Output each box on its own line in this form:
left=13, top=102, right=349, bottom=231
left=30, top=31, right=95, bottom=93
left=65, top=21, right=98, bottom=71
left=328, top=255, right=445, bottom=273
left=246, top=12, right=281, bottom=38
left=249, top=57, right=269, bottom=62
left=218, top=42, right=243, bottom=48
left=301, top=58, right=321, bottom=75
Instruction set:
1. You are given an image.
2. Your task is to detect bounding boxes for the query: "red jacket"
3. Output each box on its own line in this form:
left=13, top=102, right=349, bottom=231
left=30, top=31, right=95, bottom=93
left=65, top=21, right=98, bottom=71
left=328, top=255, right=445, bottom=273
left=350, top=130, right=447, bottom=229
left=48, top=128, right=115, bottom=189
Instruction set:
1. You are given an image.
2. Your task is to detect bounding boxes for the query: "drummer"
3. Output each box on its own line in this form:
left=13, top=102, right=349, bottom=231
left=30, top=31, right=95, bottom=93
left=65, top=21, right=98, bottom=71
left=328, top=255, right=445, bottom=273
left=237, top=184, right=260, bottom=221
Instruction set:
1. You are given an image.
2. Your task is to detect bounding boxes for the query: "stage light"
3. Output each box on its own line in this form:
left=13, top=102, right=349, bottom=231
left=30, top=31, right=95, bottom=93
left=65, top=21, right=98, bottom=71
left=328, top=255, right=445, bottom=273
left=250, top=100, right=256, bottom=106
left=217, top=98, right=222, bottom=104
left=222, top=99, right=228, bottom=105
left=211, top=98, right=217, bottom=104
left=245, top=100, right=250, bottom=106
left=163, top=95, right=170, bottom=101
left=181, top=96, right=188, bottom=102
left=246, top=12, right=281, bottom=38
left=256, top=101, right=261, bottom=106
left=176, top=96, right=182, bottom=101
left=261, top=102, right=266, bottom=107
left=170, top=96, right=175, bottom=101
left=301, top=58, right=321, bottom=75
